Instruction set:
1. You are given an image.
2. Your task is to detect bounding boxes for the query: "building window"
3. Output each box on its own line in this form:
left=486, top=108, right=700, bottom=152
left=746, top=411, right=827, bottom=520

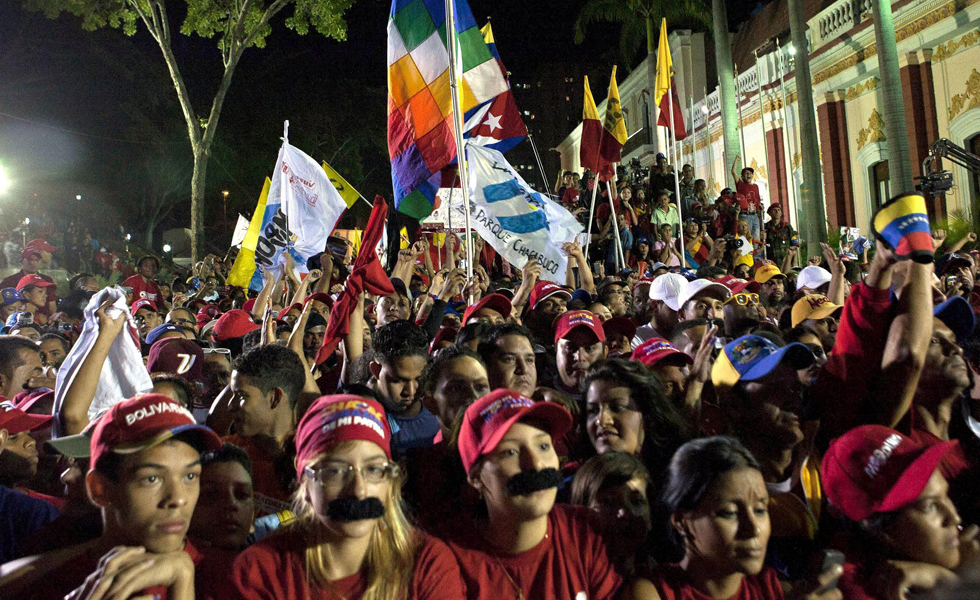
left=871, top=161, right=890, bottom=208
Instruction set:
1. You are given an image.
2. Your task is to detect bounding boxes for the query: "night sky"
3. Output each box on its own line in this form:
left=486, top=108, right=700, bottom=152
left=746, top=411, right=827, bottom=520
left=0, top=0, right=755, bottom=243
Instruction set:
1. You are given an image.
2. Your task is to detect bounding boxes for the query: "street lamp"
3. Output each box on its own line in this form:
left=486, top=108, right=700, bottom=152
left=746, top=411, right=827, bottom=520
left=787, top=44, right=797, bottom=56
left=76, top=194, right=82, bottom=200
left=163, top=244, right=172, bottom=253
left=124, top=234, right=131, bottom=241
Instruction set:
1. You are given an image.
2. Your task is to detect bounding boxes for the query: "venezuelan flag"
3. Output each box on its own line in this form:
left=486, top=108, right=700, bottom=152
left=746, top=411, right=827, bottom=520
left=872, top=193, right=934, bottom=263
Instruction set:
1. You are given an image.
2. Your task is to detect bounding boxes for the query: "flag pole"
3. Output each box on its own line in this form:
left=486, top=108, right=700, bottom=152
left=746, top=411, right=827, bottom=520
left=584, top=174, right=601, bottom=259
left=690, top=94, right=697, bottom=177
left=735, top=64, right=747, bottom=168
left=776, top=37, right=798, bottom=228
left=755, top=48, right=773, bottom=261
left=605, top=178, right=626, bottom=272
left=527, top=132, right=553, bottom=199
left=445, top=0, right=474, bottom=281
left=668, top=90, right=686, bottom=267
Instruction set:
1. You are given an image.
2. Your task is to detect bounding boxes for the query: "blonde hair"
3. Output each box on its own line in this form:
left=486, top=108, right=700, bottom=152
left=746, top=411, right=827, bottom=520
left=291, top=446, right=419, bottom=600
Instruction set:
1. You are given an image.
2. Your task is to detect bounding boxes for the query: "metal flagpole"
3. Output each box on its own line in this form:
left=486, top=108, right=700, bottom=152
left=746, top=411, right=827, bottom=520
left=605, top=179, right=626, bottom=271
left=667, top=91, right=687, bottom=266
left=584, top=176, right=601, bottom=258
left=755, top=49, right=772, bottom=261
left=776, top=37, right=798, bottom=228
left=527, top=133, right=553, bottom=199
left=445, top=0, right=474, bottom=281
left=735, top=64, right=747, bottom=165
left=690, top=94, right=697, bottom=177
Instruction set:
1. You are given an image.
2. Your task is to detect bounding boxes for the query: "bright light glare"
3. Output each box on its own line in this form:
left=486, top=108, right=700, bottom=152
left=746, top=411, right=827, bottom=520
left=76, top=194, right=82, bottom=200
left=24, top=218, right=30, bottom=225
left=0, top=165, right=9, bottom=195
left=125, top=234, right=131, bottom=241
left=787, top=45, right=797, bottom=55
left=163, top=244, right=172, bottom=253
left=701, top=106, right=709, bottom=115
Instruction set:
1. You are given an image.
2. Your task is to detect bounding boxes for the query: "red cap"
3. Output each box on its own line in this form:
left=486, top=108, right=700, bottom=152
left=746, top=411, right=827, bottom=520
left=821, top=425, right=956, bottom=521
left=713, top=275, right=761, bottom=295
left=458, top=389, right=572, bottom=474
left=277, top=303, right=303, bottom=320
left=242, top=298, right=256, bottom=313
left=89, top=394, right=221, bottom=470
left=25, top=239, right=57, bottom=253
left=131, top=299, right=158, bottom=316
left=211, top=309, right=258, bottom=341
left=20, top=248, right=42, bottom=261
left=553, top=310, right=606, bottom=344
left=529, top=281, right=571, bottom=310
left=462, top=293, right=513, bottom=324
left=295, top=395, right=391, bottom=477
left=631, top=337, right=693, bottom=368
left=306, top=292, right=334, bottom=309
left=16, top=274, right=55, bottom=291
left=12, top=388, right=54, bottom=414
left=602, top=316, right=637, bottom=342
left=430, top=326, right=459, bottom=354
left=196, top=304, right=222, bottom=328
left=0, top=407, right=53, bottom=433
left=147, top=339, right=207, bottom=390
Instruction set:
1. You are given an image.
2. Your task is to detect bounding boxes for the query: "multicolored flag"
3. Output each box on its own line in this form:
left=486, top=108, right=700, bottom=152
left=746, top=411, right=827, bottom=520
left=462, top=22, right=528, bottom=154
left=579, top=75, right=611, bottom=180
left=655, top=19, right=688, bottom=140
left=600, top=66, right=628, bottom=165
left=872, top=192, right=934, bottom=263
left=227, top=178, right=271, bottom=289
left=387, top=0, right=509, bottom=220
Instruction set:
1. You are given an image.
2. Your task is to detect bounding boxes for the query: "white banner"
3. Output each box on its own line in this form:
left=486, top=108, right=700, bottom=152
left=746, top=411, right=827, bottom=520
left=466, top=143, right=584, bottom=284
left=231, top=215, right=250, bottom=247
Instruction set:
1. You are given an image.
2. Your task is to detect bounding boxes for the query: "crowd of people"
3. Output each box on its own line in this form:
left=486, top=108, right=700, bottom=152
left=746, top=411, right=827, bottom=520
left=0, top=157, right=979, bottom=600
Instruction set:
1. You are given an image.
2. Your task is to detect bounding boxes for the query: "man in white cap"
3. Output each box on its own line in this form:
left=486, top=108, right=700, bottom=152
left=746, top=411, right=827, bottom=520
left=676, top=279, right=732, bottom=323
left=796, top=265, right=832, bottom=296
left=633, top=273, right=686, bottom=347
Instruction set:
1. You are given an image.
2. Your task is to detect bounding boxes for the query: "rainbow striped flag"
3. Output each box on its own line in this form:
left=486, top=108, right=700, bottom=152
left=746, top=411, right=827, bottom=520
left=387, top=0, right=509, bottom=220
left=872, top=193, right=934, bottom=263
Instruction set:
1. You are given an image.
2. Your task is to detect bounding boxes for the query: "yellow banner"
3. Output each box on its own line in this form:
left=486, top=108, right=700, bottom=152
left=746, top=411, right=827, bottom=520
left=321, top=161, right=361, bottom=209
left=227, top=178, right=270, bottom=288
left=603, top=66, right=628, bottom=145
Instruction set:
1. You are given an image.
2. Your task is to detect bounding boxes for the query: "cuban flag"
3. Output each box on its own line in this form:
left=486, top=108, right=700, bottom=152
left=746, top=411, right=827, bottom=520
left=466, top=143, right=583, bottom=283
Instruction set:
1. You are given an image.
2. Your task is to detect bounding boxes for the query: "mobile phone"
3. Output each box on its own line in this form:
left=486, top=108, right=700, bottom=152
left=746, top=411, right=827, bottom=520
left=57, top=322, right=73, bottom=333
left=814, top=549, right=845, bottom=593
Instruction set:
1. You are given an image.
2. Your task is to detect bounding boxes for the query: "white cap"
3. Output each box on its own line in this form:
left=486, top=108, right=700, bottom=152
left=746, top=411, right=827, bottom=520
left=797, top=266, right=832, bottom=291
left=649, top=273, right=686, bottom=312
left=676, top=279, right=732, bottom=312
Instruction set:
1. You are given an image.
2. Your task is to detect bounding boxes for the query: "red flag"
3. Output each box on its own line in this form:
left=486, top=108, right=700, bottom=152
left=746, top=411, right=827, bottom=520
left=315, top=196, right=395, bottom=365
left=580, top=75, right=609, bottom=179
left=657, top=87, right=688, bottom=140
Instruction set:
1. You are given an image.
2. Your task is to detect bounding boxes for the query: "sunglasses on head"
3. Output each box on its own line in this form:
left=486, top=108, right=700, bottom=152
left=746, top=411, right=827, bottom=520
left=724, top=293, right=760, bottom=306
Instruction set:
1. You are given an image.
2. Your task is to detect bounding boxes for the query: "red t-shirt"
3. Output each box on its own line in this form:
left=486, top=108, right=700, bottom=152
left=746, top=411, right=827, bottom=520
left=123, top=274, right=162, bottom=304
left=648, top=564, right=785, bottom=600
left=223, top=528, right=465, bottom=600
left=444, top=504, right=623, bottom=600
left=736, top=181, right=762, bottom=212
left=222, top=434, right=292, bottom=516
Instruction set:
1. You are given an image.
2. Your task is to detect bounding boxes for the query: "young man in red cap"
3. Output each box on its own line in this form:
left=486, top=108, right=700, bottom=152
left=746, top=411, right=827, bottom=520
left=0, top=408, right=59, bottom=563
left=123, top=256, right=163, bottom=304
left=211, top=308, right=260, bottom=358
left=0, top=393, right=222, bottom=600
left=0, top=247, right=55, bottom=313
left=444, top=389, right=622, bottom=599
left=132, top=298, right=163, bottom=342
left=522, top=280, right=571, bottom=347
left=462, top=292, right=512, bottom=326
left=16, top=274, right=56, bottom=325
left=553, top=310, right=607, bottom=402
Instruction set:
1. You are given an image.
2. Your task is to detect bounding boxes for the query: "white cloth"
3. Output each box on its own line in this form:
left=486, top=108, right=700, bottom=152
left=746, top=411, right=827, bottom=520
left=52, top=287, right=153, bottom=437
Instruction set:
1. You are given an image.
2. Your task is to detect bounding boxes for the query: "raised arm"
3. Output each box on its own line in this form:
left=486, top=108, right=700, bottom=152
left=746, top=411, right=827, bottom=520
left=565, top=242, right=595, bottom=295
left=820, top=243, right=846, bottom=305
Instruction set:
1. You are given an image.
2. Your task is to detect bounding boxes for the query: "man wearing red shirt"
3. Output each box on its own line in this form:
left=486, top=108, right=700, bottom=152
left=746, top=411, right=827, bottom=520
left=0, top=394, right=222, bottom=600
left=731, top=156, right=763, bottom=240
left=124, top=255, right=163, bottom=304
left=0, top=248, right=55, bottom=315
left=444, top=389, right=623, bottom=600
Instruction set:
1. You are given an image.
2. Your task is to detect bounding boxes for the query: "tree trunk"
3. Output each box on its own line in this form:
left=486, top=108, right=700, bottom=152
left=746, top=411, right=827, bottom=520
left=787, top=0, right=828, bottom=254
left=711, top=0, right=740, bottom=185
left=190, top=149, right=210, bottom=263
left=872, top=0, right=913, bottom=195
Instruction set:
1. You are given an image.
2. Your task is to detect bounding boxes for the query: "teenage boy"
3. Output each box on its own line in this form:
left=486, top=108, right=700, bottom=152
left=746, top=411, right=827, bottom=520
left=0, top=393, right=222, bottom=600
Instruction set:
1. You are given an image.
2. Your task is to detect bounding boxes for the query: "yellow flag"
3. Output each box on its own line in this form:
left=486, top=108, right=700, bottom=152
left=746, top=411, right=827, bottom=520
left=654, top=19, right=673, bottom=106
left=480, top=21, right=494, bottom=44
left=399, top=227, right=410, bottom=250
left=603, top=66, right=628, bottom=146
left=583, top=76, right=600, bottom=121
left=227, top=178, right=271, bottom=288
left=321, top=161, right=361, bottom=209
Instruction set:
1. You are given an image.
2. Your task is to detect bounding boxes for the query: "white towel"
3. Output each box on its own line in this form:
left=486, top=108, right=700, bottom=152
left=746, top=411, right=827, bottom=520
left=52, top=287, right=153, bottom=437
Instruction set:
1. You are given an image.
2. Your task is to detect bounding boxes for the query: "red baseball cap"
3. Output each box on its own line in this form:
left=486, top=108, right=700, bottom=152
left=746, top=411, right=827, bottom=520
left=295, top=395, right=392, bottom=478
left=306, top=292, right=334, bottom=309
left=131, top=299, right=159, bottom=316
left=462, top=293, right=513, bottom=324
left=458, top=389, right=572, bottom=474
left=25, top=239, right=57, bottom=253
left=197, top=304, right=222, bottom=328
left=553, top=310, right=606, bottom=344
left=602, top=316, right=637, bottom=342
left=529, top=281, right=571, bottom=310
left=12, top=388, right=54, bottom=414
left=20, top=248, right=42, bottom=261
left=713, top=275, right=761, bottom=295
left=147, top=338, right=207, bottom=391
left=89, top=394, right=221, bottom=470
left=0, top=407, right=53, bottom=434
left=631, top=337, right=693, bottom=368
left=277, top=303, right=303, bottom=320
left=242, top=298, right=257, bottom=314
left=821, top=425, right=956, bottom=521
left=212, top=309, right=259, bottom=341
left=16, top=274, right=55, bottom=291
left=430, top=326, right=459, bottom=354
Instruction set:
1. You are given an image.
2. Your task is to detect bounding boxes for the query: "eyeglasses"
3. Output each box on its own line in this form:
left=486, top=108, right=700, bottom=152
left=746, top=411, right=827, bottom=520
left=724, top=293, right=760, bottom=306
left=304, top=461, right=399, bottom=487
left=203, top=347, right=231, bottom=355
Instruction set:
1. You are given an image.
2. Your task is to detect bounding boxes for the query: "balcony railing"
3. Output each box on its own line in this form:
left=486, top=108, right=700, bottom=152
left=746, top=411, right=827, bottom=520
left=623, top=125, right=654, bottom=157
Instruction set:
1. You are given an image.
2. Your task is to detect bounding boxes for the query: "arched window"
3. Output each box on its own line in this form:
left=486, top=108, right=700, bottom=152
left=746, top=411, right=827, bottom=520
left=871, top=160, right=890, bottom=207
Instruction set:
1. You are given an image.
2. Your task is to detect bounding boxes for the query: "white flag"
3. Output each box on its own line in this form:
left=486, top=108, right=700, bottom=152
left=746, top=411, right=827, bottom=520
left=466, top=143, right=584, bottom=283
left=231, top=215, right=250, bottom=247
left=253, top=138, right=348, bottom=284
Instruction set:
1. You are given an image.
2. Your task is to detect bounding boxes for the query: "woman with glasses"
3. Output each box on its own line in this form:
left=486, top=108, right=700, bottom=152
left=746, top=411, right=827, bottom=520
left=226, top=394, right=464, bottom=599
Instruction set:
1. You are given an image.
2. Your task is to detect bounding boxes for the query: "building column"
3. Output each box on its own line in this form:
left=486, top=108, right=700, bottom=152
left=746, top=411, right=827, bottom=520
left=900, top=51, right=946, bottom=219
left=766, top=116, right=788, bottom=208
left=817, top=91, right=856, bottom=228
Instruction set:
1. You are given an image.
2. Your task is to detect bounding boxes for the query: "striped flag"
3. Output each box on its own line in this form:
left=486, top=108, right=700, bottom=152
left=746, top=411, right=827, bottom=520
left=872, top=193, right=934, bottom=263
left=580, top=76, right=608, bottom=177
left=227, top=178, right=271, bottom=289
left=655, top=19, right=688, bottom=139
left=466, top=143, right=583, bottom=283
left=462, top=21, right=528, bottom=154
left=600, top=66, right=628, bottom=164
left=387, top=0, right=509, bottom=220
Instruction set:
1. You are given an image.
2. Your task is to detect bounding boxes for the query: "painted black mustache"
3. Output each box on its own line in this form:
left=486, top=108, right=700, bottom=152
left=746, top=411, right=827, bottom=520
left=506, top=468, right=564, bottom=496
left=326, top=497, right=386, bottom=521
